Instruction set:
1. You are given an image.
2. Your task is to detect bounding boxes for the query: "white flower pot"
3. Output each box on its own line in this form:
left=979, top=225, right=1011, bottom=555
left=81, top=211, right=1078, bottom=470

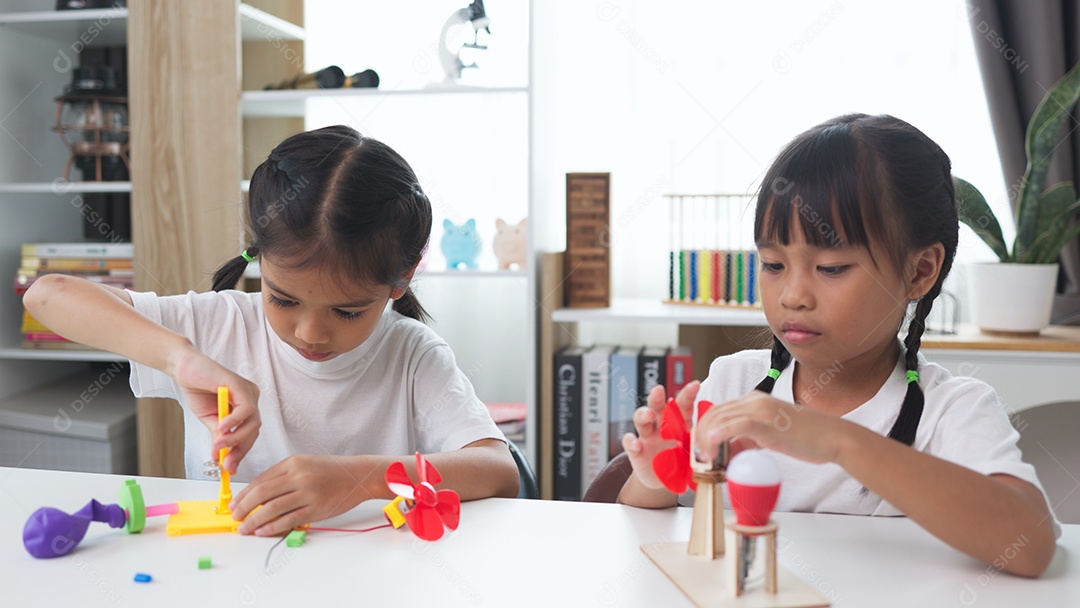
left=967, top=263, right=1058, bottom=334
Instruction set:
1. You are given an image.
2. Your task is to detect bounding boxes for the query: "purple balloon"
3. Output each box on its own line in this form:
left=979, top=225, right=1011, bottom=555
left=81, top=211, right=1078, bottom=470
left=23, top=499, right=126, bottom=558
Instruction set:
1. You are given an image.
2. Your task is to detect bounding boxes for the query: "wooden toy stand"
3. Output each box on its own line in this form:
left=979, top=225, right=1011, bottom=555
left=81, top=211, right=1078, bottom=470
left=643, top=444, right=829, bottom=607
left=726, top=521, right=778, bottom=596
left=687, top=470, right=725, bottom=558
left=642, top=537, right=829, bottom=608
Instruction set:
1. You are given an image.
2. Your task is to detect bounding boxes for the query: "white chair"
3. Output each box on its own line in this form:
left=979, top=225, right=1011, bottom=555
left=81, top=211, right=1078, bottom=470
left=1013, top=401, right=1080, bottom=524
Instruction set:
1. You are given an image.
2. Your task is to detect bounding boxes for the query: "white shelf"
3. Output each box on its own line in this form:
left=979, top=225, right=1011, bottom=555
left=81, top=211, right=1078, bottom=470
left=418, top=269, right=527, bottom=278
left=0, top=347, right=126, bottom=363
left=552, top=297, right=768, bottom=326
left=242, top=262, right=527, bottom=280
left=238, top=4, right=305, bottom=41
left=0, top=4, right=302, bottom=46
left=0, top=181, right=131, bottom=194
left=0, top=8, right=127, bottom=46
left=242, top=85, right=530, bottom=118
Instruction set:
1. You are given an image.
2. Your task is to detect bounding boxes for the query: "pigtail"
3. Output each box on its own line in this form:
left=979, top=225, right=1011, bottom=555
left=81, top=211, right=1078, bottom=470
left=392, top=286, right=430, bottom=323
left=887, top=291, right=936, bottom=446
left=886, top=152, right=954, bottom=447
left=754, top=336, right=792, bottom=393
left=212, top=245, right=259, bottom=292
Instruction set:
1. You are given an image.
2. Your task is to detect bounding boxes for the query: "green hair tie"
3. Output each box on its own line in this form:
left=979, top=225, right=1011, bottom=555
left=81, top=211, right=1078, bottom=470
left=767, top=368, right=780, bottom=380
left=241, top=249, right=256, bottom=263
left=906, top=370, right=919, bottom=384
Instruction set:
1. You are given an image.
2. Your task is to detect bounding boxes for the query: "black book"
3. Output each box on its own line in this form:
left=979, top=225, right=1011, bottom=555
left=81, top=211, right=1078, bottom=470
left=554, top=345, right=587, bottom=501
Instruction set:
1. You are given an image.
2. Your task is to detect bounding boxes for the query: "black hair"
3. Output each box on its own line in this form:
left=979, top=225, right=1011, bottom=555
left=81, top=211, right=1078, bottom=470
left=752, top=114, right=958, bottom=446
left=213, top=125, right=431, bottom=322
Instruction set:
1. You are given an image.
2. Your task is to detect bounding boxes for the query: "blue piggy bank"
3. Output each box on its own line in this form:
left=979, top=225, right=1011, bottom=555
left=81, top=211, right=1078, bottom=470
left=441, top=219, right=482, bottom=270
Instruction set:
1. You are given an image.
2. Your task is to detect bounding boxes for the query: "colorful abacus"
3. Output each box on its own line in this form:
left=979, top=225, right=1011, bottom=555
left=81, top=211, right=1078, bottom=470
left=666, top=194, right=761, bottom=307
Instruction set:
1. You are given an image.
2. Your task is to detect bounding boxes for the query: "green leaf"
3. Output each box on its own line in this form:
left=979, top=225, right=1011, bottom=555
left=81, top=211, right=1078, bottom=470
left=1029, top=218, right=1080, bottom=265
left=1016, top=61, right=1080, bottom=257
left=954, top=176, right=1009, bottom=262
left=1024, top=184, right=1080, bottom=264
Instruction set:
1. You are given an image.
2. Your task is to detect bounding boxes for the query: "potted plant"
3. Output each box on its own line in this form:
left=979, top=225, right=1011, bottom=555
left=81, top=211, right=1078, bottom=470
left=955, top=61, right=1080, bottom=334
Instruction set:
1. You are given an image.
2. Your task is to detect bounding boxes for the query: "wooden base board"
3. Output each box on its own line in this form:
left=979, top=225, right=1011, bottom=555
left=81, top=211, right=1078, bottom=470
left=642, top=542, right=829, bottom=608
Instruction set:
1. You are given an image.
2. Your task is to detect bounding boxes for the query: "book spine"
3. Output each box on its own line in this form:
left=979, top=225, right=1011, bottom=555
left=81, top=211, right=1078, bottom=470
left=21, top=309, right=49, bottom=334
left=22, top=243, right=133, bottom=259
left=637, top=351, right=666, bottom=408
left=553, top=349, right=583, bottom=501
left=608, top=350, right=638, bottom=460
left=17, top=268, right=135, bottom=278
left=20, top=339, right=94, bottom=351
left=581, top=348, right=611, bottom=495
left=26, top=257, right=134, bottom=271
left=665, top=347, right=694, bottom=397
left=14, top=274, right=133, bottom=295
left=23, top=332, right=69, bottom=342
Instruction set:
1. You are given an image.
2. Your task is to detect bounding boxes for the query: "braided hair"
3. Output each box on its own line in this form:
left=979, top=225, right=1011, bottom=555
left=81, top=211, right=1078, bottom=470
left=752, top=114, right=958, bottom=446
left=212, top=125, right=431, bottom=322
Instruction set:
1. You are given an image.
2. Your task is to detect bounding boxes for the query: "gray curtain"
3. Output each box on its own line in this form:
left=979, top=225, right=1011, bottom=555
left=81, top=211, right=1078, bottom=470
left=967, top=0, right=1080, bottom=324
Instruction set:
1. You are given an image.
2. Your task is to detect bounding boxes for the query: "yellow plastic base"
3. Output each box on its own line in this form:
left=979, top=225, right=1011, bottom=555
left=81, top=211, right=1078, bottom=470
left=166, top=500, right=242, bottom=537
left=382, top=496, right=410, bottom=529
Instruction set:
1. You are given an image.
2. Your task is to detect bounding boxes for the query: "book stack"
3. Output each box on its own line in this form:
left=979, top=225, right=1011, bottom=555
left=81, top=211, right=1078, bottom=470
left=553, top=344, right=694, bottom=501
left=485, top=402, right=526, bottom=443
left=14, top=242, right=134, bottom=350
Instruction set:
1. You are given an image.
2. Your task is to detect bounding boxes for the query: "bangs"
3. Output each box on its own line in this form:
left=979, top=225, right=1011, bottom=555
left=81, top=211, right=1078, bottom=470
left=754, top=121, right=890, bottom=260
left=263, top=233, right=398, bottom=290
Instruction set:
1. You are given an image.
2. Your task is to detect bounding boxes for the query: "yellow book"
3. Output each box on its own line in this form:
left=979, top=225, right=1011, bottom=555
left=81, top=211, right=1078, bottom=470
left=22, top=257, right=133, bottom=271
left=21, top=309, right=51, bottom=334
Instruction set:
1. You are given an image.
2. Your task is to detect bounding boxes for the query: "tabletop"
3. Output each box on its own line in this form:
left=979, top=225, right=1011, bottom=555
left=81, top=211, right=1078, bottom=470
left=2, top=467, right=1077, bottom=607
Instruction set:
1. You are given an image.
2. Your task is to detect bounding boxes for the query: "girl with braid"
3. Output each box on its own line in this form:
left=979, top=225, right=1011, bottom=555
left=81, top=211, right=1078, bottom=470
left=25, top=126, right=519, bottom=536
left=617, top=114, right=1059, bottom=576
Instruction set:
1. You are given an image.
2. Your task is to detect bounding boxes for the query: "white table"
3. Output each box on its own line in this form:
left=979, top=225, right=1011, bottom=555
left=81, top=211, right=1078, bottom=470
left=1, top=467, right=1077, bottom=607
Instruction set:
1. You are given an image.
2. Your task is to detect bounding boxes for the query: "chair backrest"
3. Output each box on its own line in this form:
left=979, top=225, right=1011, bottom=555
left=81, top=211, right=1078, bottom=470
left=1014, top=401, right=1080, bottom=524
left=582, top=452, right=633, bottom=503
left=507, top=440, right=539, bottom=499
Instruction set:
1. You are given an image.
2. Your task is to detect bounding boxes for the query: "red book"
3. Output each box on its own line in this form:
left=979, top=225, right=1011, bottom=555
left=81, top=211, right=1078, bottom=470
left=23, top=332, right=70, bottom=342
left=665, top=346, right=694, bottom=398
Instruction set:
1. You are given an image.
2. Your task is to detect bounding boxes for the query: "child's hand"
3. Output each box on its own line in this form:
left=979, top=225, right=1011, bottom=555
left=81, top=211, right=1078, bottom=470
left=166, top=345, right=261, bottom=474
left=695, top=391, right=847, bottom=465
left=622, top=381, right=700, bottom=490
left=230, top=455, right=369, bottom=536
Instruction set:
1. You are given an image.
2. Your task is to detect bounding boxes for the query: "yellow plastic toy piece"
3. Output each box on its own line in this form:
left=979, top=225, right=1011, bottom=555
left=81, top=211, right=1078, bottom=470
left=382, top=496, right=410, bottom=529
left=166, top=387, right=243, bottom=536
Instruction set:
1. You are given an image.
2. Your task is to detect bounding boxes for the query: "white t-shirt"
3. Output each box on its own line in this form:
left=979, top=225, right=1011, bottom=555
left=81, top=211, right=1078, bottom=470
left=127, top=289, right=504, bottom=482
left=687, top=349, right=1057, bottom=530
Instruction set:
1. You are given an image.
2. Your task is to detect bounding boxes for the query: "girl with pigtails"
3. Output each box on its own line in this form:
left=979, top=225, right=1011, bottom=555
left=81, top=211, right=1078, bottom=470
left=618, top=114, right=1059, bottom=576
left=25, top=126, right=519, bottom=536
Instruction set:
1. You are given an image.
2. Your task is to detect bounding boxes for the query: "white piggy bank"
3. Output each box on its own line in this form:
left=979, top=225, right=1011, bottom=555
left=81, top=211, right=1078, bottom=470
left=493, top=218, right=527, bottom=270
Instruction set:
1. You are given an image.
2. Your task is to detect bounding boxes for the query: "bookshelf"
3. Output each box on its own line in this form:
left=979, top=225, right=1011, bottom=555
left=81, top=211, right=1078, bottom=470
left=2, top=1, right=557, bottom=481
left=1, top=1, right=554, bottom=479
left=0, top=1, right=122, bottom=425
left=0, top=1, right=305, bottom=477
left=537, top=253, right=770, bottom=499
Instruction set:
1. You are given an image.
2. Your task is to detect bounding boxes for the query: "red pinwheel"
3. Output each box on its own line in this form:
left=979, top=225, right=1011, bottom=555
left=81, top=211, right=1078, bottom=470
left=385, top=453, right=461, bottom=541
left=651, top=398, right=714, bottom=493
